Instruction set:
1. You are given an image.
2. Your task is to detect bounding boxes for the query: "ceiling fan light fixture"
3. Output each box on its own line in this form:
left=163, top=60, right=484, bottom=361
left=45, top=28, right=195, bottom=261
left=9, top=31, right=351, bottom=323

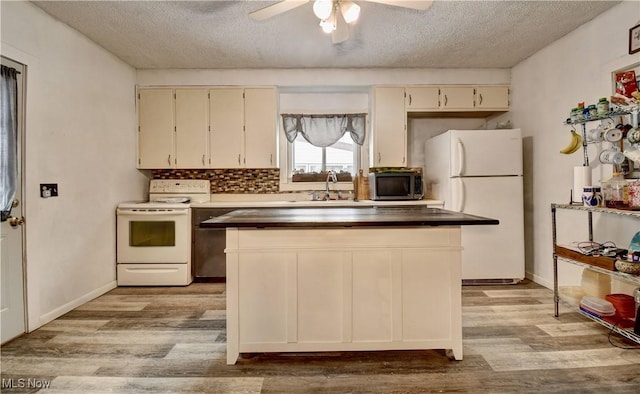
left=340, top=1, right=360, bottom=24
left=313, top=0, right=333, bottom=20
left=320, top=13, right=336, bottom=33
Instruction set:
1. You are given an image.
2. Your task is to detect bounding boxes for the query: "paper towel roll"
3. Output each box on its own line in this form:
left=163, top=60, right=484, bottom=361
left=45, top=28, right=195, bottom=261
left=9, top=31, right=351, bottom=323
left=573, top=166, right=591, bottom=203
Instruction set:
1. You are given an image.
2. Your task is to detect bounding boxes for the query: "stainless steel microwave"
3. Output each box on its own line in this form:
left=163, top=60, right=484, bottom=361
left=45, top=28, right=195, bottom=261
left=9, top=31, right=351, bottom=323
left=368, top=171, right=424, bottom=201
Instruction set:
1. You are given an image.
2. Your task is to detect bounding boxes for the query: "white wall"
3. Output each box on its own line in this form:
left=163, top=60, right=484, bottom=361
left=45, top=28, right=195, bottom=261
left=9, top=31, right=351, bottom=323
left=508, top=2, right=640, bottom=289
left=1, top=1, right=146, bottom=330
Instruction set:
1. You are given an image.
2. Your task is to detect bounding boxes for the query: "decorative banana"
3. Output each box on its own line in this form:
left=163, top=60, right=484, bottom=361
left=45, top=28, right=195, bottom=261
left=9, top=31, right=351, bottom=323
left=560, top=130, right=582, bottom=154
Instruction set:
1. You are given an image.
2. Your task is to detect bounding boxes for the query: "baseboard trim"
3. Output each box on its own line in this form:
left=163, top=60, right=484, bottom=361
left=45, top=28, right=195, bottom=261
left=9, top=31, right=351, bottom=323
left=527, top=271, right=551, bottom=290
left=35, top=280, right=117, bottom=330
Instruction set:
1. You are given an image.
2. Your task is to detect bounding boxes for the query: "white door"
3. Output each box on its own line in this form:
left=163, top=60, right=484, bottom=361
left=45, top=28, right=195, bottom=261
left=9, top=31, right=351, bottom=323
left=1, top=57, right=26, bottom=344
left=453, top=176, right=525, bottom=281
left=449, top=129, right=522, bottom=177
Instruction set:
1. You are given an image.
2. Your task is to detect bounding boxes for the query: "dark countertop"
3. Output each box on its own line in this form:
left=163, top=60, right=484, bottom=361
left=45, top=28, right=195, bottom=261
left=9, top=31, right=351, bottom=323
left=200, top=206, right=499, bottom=228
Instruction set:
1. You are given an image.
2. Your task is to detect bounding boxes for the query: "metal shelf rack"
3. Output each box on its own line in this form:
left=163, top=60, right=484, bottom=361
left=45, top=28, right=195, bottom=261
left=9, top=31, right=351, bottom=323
left=551, top=203, right=640, bottom=344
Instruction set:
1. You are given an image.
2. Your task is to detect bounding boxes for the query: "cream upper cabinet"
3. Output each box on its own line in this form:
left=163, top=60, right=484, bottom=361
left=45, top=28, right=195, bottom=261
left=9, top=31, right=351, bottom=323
left=475, top=85, right=509, bottom=110
left=372, top=87, right=406, bottom=167
left=137, top=88, right=174, bottom=169
left=439, top=86, right=475, bottom=110
left=209, top=87, right=277, bottom=169
left=210, top=88, right=244, bottom=168
left=405, top=87, right=439, bottom=111
left=244, top=88, right=277, bottom=168
left=175, top=89, right=209, bottom=169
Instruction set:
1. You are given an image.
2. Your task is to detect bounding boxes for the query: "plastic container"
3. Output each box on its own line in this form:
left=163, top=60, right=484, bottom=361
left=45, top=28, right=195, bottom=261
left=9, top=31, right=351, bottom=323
left=605, top=294, right=636, bottom=319
left=628, top=181, right=640, bottom=209
left=559, top=286, right=586, bottom=305
left=580, top=296, right=615, bottom=317
left=581, top=269, right=611, bottom=298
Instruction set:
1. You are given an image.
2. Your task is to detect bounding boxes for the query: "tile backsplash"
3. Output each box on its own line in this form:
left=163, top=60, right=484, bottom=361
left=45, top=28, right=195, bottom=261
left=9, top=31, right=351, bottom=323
left=151, top=169, right=280, bottom=194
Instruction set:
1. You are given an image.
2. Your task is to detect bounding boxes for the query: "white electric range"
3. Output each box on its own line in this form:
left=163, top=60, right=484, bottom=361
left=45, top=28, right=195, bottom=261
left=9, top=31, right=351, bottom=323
left=116, top=179, right=211, bottom=286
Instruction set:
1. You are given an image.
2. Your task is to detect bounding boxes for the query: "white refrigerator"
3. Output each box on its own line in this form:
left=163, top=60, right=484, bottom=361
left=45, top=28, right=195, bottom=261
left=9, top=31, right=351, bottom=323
left=424, top=129, right=525, bottom=283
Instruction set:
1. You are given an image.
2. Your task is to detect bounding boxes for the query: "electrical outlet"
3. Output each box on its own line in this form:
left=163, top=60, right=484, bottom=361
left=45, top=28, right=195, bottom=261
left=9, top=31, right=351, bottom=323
left=40, top=183, right=58, bottom=198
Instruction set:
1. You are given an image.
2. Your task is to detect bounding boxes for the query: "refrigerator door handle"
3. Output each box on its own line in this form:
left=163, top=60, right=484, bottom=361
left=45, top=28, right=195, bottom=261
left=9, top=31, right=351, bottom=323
left=457, top=178, right=465, bottom=212
left=451, top=177, right=465, bottom=212
left=455, top=138, right=465, bottom=176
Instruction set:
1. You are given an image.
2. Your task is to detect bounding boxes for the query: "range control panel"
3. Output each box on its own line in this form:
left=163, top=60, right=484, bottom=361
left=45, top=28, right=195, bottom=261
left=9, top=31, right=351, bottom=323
left=149, top=179, right=211, bottom=194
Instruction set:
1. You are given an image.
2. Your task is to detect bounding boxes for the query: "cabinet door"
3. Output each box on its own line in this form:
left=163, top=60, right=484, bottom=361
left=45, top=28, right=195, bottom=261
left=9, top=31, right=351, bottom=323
left=440, top=86, right=475, bottom=110
left=372, top=87, right=406, bottom=167
left=405, top=87, right=439, bottom=111
left=475, top=86, right=509, bottom=110
left=175, top=89, right=209, bottom=169
left=137, top=88, right=174, bottom=169
left=210, top=88, right=244, bottom=168
left=244, top=88, right=277, bottom=168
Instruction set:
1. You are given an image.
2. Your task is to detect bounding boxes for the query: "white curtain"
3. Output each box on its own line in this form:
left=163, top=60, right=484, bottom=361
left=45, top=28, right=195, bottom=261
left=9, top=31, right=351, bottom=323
left=1, top=65, right=18, bottom=221
left=282, top=113, right=366, bottom=147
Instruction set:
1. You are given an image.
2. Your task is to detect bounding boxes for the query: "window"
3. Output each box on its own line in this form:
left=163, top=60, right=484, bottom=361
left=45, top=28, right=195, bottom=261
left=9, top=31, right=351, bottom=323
left=292, top=133, right=359, bottom=176
left=278, top=90, right=369, bottom=190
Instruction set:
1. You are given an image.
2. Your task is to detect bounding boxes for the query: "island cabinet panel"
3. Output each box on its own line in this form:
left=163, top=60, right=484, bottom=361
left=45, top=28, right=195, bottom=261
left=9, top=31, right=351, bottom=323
left=225, top=226, right=463, bottom=364
left=237, top=252, right=293, bottom=344
left=401, top=250, right=458, bottom=341
left=352, top=252, right=394, bottom=342
left=297, top=252, right=347, bottom=343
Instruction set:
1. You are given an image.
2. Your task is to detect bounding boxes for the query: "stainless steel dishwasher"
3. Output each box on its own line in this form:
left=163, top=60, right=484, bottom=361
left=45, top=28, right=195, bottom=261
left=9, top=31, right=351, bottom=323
left=192, top=208, right=236, bottom=279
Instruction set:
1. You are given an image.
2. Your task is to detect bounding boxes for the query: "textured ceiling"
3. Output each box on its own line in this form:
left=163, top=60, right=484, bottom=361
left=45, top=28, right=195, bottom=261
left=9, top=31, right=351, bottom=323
left=31, top=0, right=621, bottom=69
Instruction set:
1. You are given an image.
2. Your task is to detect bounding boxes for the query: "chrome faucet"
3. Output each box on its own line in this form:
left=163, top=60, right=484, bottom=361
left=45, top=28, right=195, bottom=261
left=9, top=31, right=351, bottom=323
left=324, top=170, right=338, bottom=200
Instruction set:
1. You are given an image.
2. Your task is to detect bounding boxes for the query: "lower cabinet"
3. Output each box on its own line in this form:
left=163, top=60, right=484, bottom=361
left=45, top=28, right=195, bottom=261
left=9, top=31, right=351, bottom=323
left=225, top=227, right=463, bottom=364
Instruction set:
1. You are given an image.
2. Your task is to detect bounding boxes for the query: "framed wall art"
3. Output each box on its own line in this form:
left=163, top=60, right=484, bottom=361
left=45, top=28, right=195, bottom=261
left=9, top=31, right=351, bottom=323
left=630, top=23, right=640, bottom=55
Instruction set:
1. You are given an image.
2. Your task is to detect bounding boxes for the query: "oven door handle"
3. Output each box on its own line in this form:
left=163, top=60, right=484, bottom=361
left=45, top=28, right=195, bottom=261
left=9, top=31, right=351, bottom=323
left=117, top=210, right=188, bottom=216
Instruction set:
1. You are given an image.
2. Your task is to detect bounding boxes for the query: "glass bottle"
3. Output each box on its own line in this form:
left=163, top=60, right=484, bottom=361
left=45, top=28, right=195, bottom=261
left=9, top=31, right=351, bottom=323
left=604, top=172, right=626, bottom=208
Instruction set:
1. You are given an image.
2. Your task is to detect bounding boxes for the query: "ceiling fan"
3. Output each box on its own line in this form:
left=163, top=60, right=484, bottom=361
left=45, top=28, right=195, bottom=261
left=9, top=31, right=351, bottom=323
left=249, top=0, right=433, bottom=44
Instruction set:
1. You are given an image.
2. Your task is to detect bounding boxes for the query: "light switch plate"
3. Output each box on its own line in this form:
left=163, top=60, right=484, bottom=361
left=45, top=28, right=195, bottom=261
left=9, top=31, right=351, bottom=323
left=40, top=183, right=58, bottom=198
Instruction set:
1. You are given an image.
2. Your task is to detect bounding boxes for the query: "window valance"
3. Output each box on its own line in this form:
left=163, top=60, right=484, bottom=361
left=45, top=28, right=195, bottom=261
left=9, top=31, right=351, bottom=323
left=282, top=113, right=366, bottom=148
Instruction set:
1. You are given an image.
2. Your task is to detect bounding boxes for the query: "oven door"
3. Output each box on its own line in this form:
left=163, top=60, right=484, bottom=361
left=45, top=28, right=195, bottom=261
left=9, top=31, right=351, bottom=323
left=116, top=208, right=190, bottom=264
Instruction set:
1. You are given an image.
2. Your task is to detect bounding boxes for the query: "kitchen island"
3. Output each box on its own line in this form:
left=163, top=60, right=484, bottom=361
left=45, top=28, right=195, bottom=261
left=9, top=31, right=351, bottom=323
left=201, top=206, right=498, bottom=364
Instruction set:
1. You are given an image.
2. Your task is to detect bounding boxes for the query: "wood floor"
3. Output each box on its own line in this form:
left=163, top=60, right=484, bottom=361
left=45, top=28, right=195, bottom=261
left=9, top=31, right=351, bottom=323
left=2, top=279, right=639, bottom=393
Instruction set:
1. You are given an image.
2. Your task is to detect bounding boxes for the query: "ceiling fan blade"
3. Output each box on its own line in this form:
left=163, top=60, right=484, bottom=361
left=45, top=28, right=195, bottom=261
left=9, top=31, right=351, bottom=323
left=332, top=11, right=349, bottom=44
left=249, top=0, right=310, bottom=21
left=366, top=0, right=434, bottom=11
